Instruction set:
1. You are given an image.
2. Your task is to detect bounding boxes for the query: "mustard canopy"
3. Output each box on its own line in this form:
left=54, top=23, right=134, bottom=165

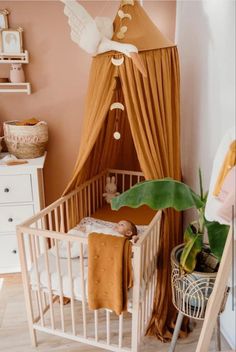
left=63, top=0, right=187, bottom=342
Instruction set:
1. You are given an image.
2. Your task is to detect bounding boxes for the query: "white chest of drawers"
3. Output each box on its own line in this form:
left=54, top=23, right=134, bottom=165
left=0, top=153, right=46, bottom=273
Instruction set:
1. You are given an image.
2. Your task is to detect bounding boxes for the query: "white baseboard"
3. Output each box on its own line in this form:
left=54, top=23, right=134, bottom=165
left=221, top=325, right=236, bottom=350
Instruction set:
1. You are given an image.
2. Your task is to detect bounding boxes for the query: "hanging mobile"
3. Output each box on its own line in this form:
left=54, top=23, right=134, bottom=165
left=113, top=116, right=121, bottom=140
left=113, top=131, right=121, bottom=140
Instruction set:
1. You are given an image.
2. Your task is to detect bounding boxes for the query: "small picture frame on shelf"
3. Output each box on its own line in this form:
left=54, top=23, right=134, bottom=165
left=0, top=9, right=9, bottom=30
left=0, top=27, right=23, bottom=54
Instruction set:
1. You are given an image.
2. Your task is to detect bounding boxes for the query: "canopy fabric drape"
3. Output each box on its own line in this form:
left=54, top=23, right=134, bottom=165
left=63, top=0, right=188, bottom=342
left=119, top=49, right=185, bottom=340
left=63, top=55, right=117, bottom=193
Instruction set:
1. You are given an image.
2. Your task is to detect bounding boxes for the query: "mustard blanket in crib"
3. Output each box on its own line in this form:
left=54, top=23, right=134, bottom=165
left=88, top=233, right=133, bottom=315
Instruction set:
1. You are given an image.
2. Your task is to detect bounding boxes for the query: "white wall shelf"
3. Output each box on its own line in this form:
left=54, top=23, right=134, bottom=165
left=0, top=50, right=29, bottom=64
left=0, top=50, right=31, bottom=94
left=0, top=82, right=31, bottom=95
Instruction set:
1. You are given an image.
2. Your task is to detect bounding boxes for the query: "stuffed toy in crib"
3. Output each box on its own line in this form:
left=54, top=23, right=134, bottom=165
left=103, top=176, right=120, bottom=204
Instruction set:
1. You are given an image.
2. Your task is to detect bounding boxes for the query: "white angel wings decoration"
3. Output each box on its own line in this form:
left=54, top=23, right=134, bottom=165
left=61, top=0, right=147, bottom=76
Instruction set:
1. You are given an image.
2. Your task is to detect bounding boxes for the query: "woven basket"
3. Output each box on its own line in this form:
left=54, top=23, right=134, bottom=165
left=171, top=244, right=217, bottom=320
left=3, top=120, right=48, bottom=159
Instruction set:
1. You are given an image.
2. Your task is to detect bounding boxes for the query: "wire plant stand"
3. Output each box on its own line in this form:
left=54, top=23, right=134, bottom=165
left=169, top=244, right=229, bottom=352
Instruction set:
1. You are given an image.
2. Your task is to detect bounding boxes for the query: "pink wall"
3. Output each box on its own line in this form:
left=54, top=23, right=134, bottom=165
left=0, top=0, right=176, bottom=205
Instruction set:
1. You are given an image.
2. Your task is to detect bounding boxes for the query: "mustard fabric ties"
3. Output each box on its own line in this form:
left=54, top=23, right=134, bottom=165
left=213, top=140, right=236, bottom=196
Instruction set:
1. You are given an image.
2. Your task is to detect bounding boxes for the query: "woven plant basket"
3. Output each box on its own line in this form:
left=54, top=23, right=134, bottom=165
left=3, top=120, right=48, bottom=159
left=171, top=244, right=217, bottom=320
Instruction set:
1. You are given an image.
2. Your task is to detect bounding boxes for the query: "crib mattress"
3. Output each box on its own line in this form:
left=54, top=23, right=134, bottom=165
left=92, top=204, right=156, bottom=225
left=29, top=249, right=88, bottom=300
left=29, top=214, right=149, bottom=308
left=29, top=249, right=137, bottom=309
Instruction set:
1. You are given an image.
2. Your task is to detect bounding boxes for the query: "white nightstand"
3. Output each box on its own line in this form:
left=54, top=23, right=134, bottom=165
left=0, top=153, right=46, bottom=273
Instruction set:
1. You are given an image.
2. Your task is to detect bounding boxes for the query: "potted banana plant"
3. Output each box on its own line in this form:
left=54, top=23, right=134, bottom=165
left=111, top=170, right=230, bottom=318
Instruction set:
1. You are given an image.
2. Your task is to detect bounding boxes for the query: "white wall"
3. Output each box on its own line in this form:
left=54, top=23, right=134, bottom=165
left=176, top=0, right=235, bottom=348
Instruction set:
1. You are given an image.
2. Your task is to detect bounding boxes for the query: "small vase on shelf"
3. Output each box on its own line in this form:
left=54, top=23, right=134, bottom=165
left=9, top=64, right=25, bottom=83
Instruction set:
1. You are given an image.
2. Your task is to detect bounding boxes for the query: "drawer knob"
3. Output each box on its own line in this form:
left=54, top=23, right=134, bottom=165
left=4, top=188, right=10, bottom=193
left=8, top=218, right=13, bottom=222
left=12, top=249, right=17, bottom=254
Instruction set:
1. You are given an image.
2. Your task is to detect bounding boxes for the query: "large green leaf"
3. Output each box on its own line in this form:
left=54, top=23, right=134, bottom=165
left=205, top=220, right=230, bottom=261
left=111, top=178, right=204, bottom=211
left=180, top=226, right=203, bottom=273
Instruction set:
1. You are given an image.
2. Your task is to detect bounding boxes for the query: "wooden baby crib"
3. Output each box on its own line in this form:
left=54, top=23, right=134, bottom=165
left=17, top=169, right=162, bottom=352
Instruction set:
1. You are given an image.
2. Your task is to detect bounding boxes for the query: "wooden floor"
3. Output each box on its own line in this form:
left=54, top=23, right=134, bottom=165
left=0, top=274, right=231, bottom=352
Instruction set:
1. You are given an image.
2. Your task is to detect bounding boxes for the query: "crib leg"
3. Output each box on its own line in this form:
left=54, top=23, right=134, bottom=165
left=24, top=289, right=38, bottom=347
left=215, top=315, right=222, bottom=351
left=131, top=304, right=141, bottom=352
left=168, top=311, right=184, bottom=352
left=29, top=328, right=37, bottom=347
left=17, top=230, right=38, bottom=347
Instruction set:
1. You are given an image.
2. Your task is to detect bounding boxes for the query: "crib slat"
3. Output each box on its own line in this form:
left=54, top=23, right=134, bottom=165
left=65, top=200, right=70, bottom=232
left=84, top=187, right=88, bottom=218
left=99, top=177, right=103, bottom=208
left=118, top=313, right=123, bottom=348
left=79, top=191, right=83, bottom=220
left=48, top=211, right=53, bottom=231
left=48, top=212, right=54, bottom=248
left=75, top=193, right=79, bottom=223
left=122, top=174, right=125, bottom=192
left=141, top=244, right=145, bottom=334
left=79, top=243, right=87, bottom=338
left=150, top=230, right=155, bottom=314
left=31, top=234, right=45, bottom=326
left=96, top=179, right=99, bottom=210
left=146, top=235, right=151, bottom=320
left=41, top=217, right=49, bottom=309
left=103, top=174, right=106, bottom=204
left=92, top=181, right=95, bottom=213
left=28, top=233, right=33, bottom=266
left=73, top=194, right=78, bottom=224
left=54, top=207, right=59, bottom=232
left=139, top=301, right=143, bottom=338
left=144, top=240, right=149, bottom=324
left=43, top=237, right=55, bottom=330
left=60, top=204, right=65, bottom=232
left=106, top=310, right=111, bottom=345
left=88, top=184, right=91, bottom=216
left=147, top=232, right=152, bottom=320
left=94, top=310, right=98, bottom=342
left=33, top=290, right=40, bottom=325
left=35, top=219, right=41, bottom=257
left=67, top=241, right=76, bottom=335
left=55, top=239, right=65, bottom=332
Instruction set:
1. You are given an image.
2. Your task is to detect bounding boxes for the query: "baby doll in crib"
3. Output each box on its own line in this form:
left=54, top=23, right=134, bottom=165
left=113, top=220, right=139, bottom=243
left=78, top=219, right=139, bottom=243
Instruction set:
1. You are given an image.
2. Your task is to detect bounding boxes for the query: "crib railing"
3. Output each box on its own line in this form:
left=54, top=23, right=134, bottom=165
left=17, top=169, right=161, bottom=352
left=20, top=169, right=145, bottom=232
left=20, top=169, right=109, bottom=233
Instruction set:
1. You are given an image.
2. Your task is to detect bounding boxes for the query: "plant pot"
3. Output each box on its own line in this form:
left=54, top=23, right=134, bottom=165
left=171, top=244, right=217, bottom=320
